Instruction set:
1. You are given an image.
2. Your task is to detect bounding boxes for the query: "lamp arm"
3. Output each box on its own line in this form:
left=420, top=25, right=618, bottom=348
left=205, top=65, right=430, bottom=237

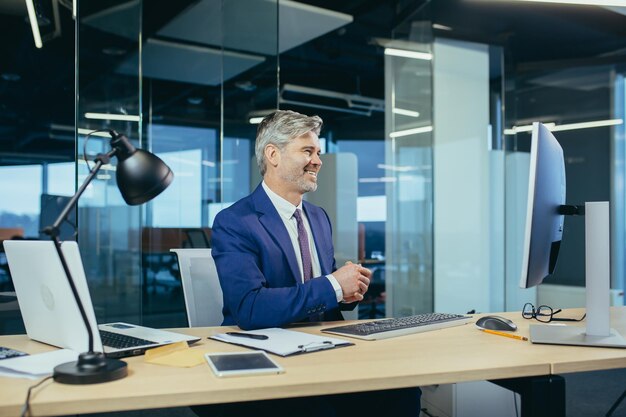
left=50, top=235, right=98, bottom=353
left=45, top=148, right=117, bottom=237
left=42, top=147, right=118, bottom=354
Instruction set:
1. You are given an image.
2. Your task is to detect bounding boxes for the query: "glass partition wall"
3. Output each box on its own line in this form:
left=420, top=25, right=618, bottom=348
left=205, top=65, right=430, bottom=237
left=385, top=19, right=506, bottom=317
left=504, top=64, right=626, bottom=309
left=3, top=1, right=623, bottom=334
left=76, top=1, right=623, bottom=327
left=384, top=36, right=435, bottom=317
left=76, top=0, right=278, bottom=327
left=77, top=0, right=146, bottom=324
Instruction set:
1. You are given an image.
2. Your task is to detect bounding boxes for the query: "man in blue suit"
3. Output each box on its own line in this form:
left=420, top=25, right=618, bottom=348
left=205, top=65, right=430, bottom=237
left=212, top=110, right=370, bottom=329
left=209, top=110, right=420, bottom=417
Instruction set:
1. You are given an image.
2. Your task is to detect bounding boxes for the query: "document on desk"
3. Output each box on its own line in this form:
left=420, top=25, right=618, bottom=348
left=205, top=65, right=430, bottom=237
left=210, top=328, right=354, bottom=357
left=0, top=349, right=78, bottom=379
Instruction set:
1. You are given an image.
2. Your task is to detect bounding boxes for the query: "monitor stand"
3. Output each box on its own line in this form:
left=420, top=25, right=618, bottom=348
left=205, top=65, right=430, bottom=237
left=529, top=201, right=626, bottom=348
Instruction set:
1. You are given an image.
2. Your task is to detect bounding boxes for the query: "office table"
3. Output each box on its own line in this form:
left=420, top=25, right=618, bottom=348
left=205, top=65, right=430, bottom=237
left=2, top=309, right=626, bottom=417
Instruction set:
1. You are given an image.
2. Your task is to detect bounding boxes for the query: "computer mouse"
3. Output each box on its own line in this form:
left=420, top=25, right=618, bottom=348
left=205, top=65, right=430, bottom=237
left=475, top=315, right=517, bottom=331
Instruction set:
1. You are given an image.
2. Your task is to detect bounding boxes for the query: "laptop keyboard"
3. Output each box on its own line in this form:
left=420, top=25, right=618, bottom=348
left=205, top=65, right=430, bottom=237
left=99, top=330, right=156, bottom=349
left=322, top=313, right=472, bottom=340
left=0, top=346, right=28, bottom=360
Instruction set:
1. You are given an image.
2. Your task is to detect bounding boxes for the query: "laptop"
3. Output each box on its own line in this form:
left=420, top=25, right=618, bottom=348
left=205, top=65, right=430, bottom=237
left=4, top=240, right=200, bottom=358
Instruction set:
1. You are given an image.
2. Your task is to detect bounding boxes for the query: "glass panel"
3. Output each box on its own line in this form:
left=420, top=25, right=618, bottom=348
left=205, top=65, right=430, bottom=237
left=504, top=64, right=622, bottom=307
left=0, top=0, right=75, bottom=334
left=385, top=38, right=434, bottom=317
left=222, top=0, right=278, bottom=199
left=140, top=0, right=224, bottom=327
left=0, top=165, right=43, bottom=237
left=77, top=0, right=144, bottom=324
left=140, top=0, right=278, bottom=326
left=337, top=140, right=387, bottom=319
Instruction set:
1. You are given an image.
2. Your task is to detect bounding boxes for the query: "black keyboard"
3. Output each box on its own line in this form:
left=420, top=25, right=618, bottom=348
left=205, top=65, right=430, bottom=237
left=322, top=313, right=472, bottom=340
left=99, top=330, right=156, bottom=349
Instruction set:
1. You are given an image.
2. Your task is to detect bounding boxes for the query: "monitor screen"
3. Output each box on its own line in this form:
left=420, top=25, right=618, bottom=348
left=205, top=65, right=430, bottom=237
left=519, top=122, right=566, bottom=289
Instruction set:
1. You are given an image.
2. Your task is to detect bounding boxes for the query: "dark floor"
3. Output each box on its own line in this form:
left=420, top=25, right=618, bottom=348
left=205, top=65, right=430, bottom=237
left=565, top=368, right=626, bottom=417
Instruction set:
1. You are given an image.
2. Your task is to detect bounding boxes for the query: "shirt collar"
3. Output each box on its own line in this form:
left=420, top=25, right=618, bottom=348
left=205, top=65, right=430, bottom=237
left=262, top=181, right=303, bottom=220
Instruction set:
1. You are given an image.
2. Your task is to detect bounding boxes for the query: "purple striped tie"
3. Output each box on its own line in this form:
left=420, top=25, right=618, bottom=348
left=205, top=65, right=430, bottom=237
left=293, top=208, right=313, bottom=282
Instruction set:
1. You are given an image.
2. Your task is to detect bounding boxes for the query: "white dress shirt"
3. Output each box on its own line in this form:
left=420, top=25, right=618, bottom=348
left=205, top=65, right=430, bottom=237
left=262, top=182, right=343, bottom=302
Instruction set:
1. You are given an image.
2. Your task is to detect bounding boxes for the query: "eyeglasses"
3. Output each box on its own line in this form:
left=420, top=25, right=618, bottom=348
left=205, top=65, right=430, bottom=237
left=522, top=303, right=586, bottom=323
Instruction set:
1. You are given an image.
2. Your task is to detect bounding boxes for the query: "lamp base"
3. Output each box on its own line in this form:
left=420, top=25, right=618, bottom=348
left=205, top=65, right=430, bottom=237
left=53, top=352, right=128, bottom=384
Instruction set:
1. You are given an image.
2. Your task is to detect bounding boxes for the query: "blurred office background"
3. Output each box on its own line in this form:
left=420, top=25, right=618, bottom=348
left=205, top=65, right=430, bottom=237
left=2, top=1, right=626, bottom=415
left=1, top=0, right=626, bottom=333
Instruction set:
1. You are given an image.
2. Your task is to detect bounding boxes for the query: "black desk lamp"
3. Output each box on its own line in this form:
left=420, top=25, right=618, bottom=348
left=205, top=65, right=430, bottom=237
left=42, top=130, right=174, bottom=384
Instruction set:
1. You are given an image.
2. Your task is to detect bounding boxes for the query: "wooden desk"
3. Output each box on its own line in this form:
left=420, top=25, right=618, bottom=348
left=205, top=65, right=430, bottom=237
left=516, top=307, right=626, bottom=374
left=2, top=309, right=626, bottom=417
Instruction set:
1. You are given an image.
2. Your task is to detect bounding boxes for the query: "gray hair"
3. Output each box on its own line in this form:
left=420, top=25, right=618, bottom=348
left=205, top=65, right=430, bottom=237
left=255, top=110, right=323, bottom=176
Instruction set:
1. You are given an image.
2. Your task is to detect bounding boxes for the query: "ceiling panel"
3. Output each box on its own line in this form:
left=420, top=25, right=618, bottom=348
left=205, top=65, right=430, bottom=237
left=116, top=38, right=265, bottom=86
left=157, top=0, right=352, bottom=55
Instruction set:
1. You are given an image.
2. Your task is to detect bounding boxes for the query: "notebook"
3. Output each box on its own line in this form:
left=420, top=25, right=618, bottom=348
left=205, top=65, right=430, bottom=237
left=4, top=240, right=200, bottom=358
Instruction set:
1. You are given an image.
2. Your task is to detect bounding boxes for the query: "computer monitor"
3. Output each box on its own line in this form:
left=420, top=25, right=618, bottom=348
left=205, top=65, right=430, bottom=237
left=519, top=122, right=566, bottom=289
left=520, top=122, right=626, bottom=348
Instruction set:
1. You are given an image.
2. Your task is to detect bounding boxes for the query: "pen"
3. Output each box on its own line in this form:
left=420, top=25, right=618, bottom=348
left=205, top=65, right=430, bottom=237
left=481, top=329, right=528, bottom=341
left=226, top=332, right=269, bottom=340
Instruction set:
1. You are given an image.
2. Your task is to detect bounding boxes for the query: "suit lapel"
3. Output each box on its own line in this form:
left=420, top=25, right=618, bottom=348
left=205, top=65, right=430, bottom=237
left=252, top=185, right=301, bottom=284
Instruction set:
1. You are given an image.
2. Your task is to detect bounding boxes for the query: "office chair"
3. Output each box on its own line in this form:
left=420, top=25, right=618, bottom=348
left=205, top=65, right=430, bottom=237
left=170, top=248, right=223, bottom=327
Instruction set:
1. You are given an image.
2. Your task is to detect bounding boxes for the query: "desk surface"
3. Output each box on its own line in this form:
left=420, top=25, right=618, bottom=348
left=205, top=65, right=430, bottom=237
left=2, top=309, right=626, bottom=417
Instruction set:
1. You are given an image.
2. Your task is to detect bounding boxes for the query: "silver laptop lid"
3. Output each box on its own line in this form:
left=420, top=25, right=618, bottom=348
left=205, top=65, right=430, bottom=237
left=4, top=240, right=104, bottom=353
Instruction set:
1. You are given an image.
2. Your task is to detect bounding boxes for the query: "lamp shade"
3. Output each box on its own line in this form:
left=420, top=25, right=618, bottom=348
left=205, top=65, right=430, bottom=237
left=110, top=132, right=174, bottom=205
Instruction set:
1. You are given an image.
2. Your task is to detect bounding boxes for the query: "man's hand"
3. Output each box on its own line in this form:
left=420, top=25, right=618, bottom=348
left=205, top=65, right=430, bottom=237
left=333, top=261, right=371, bottom=302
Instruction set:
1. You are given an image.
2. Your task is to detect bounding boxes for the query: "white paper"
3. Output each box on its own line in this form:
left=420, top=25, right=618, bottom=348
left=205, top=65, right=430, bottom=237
left=211, top=328, right=352, bottom=356
left=0, top=349, right=78, bottom=379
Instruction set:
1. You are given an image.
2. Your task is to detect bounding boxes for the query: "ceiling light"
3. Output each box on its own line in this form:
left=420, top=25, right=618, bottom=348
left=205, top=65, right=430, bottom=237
left=85, top=113, right=141, bottom=122
left=393, top=108, right=420, bottom=118
left=504, top=123, right=556, bottom=135
left=25, top=0, right=43, bottom=48
left=187, top=97, right=204, bottom=105
left=384, top=48, right=432, bottom=61
left=389, top=126, right=433, bottom=138
left=235, top=81, right=257, bottom=92
left=249, top=117, right=265, bottom=124
left=247, top=109, right=278, bottom=125
left=432, top=23, right=453, bottom=31
left=504, top=119, right=623, bottom=135
left=77, top=128, right=113, bottom=138
left=359, top=177, right=397, bottom=183
left=551, top=118, right=623, bottom=131
left=377, top=164, right=419, bottom=172
left=495, top=0, right=626, bottom=6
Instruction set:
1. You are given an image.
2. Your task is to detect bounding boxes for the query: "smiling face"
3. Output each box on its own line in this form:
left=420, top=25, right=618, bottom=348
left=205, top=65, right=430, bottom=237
left=264, top=131, right=322, bottom=205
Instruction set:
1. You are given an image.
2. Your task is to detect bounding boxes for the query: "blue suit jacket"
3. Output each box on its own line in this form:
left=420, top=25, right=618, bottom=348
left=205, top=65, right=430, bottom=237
left=211, top=184, right=355, bottom=330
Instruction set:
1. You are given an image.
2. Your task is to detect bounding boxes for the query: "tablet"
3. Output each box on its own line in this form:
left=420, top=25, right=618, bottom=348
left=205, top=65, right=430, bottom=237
left=205, top=351, right=284, bottom=377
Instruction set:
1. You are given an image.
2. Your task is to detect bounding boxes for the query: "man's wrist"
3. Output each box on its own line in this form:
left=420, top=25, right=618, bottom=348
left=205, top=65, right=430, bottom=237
left=325, top=274, right=344, bottom=303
